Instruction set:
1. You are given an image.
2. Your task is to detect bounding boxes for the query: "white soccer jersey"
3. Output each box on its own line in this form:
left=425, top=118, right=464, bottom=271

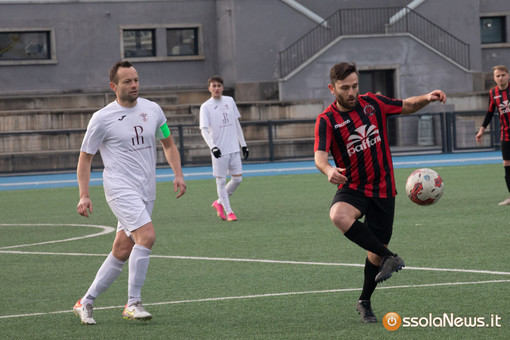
left=81, top=98, right=167, bottom=202
left=199, top=95, right=242, bottom=155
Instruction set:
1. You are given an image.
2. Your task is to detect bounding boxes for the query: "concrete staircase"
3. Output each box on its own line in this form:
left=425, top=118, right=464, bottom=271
left=0, top=91, right=323, bottom=174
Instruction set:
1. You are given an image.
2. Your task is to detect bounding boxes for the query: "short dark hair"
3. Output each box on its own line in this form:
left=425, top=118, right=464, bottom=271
left=208, top=75, right=223, bottom=86
left=110, top=61, right=134, bottom=83
left=329, top=62, right=358, bottom=84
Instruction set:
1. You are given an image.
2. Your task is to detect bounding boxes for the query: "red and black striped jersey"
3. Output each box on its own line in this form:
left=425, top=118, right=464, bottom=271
left=482, top=83, right=510, bottom=141
left=314, top=92, right=403, bottom=198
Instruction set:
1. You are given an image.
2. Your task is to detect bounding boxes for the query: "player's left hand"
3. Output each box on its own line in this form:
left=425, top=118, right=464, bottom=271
left=428, top=90, right=447, bottom=103
left=242, top=146, right=249, bottom=160
left=173, top=176, right=187, bottom=198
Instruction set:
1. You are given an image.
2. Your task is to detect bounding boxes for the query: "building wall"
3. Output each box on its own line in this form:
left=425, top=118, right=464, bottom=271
left=0, top=0, right=218, bottom=94
left=479, top=0, right=510, bottom=73
left=279, top=34, right=471, bottom=109
left=0, top=0, right=509, bottom=100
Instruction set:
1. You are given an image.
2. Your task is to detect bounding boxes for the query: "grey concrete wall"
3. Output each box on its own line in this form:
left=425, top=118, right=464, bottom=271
left=1, top=0, right=509, bottom=99
left=279, top=34, right=472, bottom=110
left=0, top=0, right=218, bottom=94
left=413, top=0, right=482, bottom=71
left=479, top=0, right=510, bottom=72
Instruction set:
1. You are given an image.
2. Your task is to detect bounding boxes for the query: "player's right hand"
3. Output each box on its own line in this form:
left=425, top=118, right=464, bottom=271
left=77, top=197, right=93, bottom=217
left=212, top=147, right=222, bottom=158
left=327, top=167, right=347, bottom=185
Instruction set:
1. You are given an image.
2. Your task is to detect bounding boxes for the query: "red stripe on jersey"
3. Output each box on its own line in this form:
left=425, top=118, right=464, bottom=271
left=486, top=83, right=510, bottom=141
left=499, top=86, right=510, bottom=141
left=314, top=92, right=403, bottom=198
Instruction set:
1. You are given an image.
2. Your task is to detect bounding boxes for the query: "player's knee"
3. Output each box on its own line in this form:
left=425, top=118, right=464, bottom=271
left=329, top=208, right=353, bottom=233
left=139, top=229, right=156, bottom=249
left=112, top=242, right=133, bottom=261
left=231, top=175, right=242, bottom=184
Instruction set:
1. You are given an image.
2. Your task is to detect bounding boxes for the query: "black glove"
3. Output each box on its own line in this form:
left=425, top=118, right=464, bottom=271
left=242, top=146, right=249, bottom=160
left=211, top=147, right=222, bottom=158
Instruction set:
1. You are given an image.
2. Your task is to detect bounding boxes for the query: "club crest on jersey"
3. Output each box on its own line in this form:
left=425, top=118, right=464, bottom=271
left=139, top=112, right=148, bottom=122
left=363, top=105, right=375, bottom=116
left=346, top=125, right=381, bottom=156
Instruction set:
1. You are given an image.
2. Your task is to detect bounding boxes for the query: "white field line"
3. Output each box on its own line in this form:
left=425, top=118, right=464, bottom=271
left=1, top=223, right=509, bottom=320
left=1, top=279, right=509, bottom=320
left=0, top=224, right=115, bottom=249
left=1, top=250, right=509, bottom=277
left=393, top=156, right=501, bottom=167
left=0, top=155, right=501, bottom=188
left=0, top=166, right=317, bottom=188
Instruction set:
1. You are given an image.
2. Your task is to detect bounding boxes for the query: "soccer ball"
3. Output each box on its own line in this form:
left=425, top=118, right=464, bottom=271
left=405, top=168, right=444, bottom=205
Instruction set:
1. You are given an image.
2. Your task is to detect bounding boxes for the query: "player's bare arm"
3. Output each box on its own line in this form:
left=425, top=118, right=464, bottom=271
left=76, top=151, right=94, bottom=217
left=314, top=150, right=347, bottom=185
left=402, top=90, right=447, bottom=115
left=160, top=136, right=187, bottom=198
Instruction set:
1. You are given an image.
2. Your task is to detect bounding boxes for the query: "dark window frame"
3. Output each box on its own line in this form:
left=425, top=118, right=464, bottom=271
left=121, top=24, right=204, bottom=62
left=480, top=16, right=507, bottom=44
left=0, top=28, right=56, bottom=65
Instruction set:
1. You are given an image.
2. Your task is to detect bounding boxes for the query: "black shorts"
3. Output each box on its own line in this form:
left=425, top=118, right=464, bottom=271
left=501, top=141, right=510, bottom=161
left=331, top=188, right=395, bottom=244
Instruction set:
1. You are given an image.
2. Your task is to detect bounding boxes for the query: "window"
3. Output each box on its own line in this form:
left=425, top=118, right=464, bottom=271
left=480, top=17, right=506, bottom=44
left=167, top=28, right=199, bottom=56
left=121, top=25, right=203, bottom=62
left=359, top=70, right=395, bottom=97
left=0, top=29, right=55, bottom=64
left=122, top=29, right=156, bottom=58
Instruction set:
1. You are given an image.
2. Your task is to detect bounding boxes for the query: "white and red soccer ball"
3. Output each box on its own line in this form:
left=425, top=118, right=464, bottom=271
left=405, top=168, right=444, bottom=205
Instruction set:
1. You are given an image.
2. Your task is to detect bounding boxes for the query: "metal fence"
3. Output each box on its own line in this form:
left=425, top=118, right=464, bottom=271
left=171, top=111, right=498, bottom=167
left=279, top=7, right=470, bottom=78
left=0, top=111, right=499, bottom=173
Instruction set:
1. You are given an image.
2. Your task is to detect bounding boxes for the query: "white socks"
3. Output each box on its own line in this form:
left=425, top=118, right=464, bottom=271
left=82, top=253, right=125, bottom=305
left=128, top=244, right=151, bottom=306
left=81, top=244, right=152, bottom=307
left=216, top=177, right=231, bottom=214
left=217, top=176, right=242, bottom=214
left=226, top=176, right=242, bottom=196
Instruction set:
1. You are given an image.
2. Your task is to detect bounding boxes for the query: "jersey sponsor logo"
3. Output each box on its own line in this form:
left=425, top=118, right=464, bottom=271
left=364, top=105, right=375, bottom=116
left=132, top=126, right=144, bottom=145
left=498, top=100, right=510, bottom=114
left=118, top=115, right=127, bottom=121
left=222, top=112, right=230, bottom=124
left=346, top=125, right=381, bottom=156
left=334, top=119, right=351, bottom=129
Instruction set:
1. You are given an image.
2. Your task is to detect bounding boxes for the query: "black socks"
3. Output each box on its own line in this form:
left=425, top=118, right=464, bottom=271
left=344, top=220, right=393, bottom=258
left=359, top=257, right=380, bottom=301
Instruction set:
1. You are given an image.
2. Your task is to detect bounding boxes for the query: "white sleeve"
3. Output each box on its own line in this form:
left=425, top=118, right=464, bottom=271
left=235, top=119, right=247, bottom=147
left=80, top=114, right=105, bottom=155
left=201, top=127, right=215, bottom=149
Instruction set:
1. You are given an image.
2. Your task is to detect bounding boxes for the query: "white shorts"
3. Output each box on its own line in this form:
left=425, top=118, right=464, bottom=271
left=108, top=195, right=154, bottom=237
left=212, top=152, right=243, bottom=177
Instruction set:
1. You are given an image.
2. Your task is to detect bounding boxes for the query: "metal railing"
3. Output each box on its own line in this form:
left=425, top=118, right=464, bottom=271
left=279, top=7, right=470, bottom=78
left=0, top=112, right=498, bottom=173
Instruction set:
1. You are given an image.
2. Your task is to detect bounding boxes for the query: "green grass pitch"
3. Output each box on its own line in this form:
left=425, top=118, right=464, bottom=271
left=0, top=163, right=509, bottom=339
